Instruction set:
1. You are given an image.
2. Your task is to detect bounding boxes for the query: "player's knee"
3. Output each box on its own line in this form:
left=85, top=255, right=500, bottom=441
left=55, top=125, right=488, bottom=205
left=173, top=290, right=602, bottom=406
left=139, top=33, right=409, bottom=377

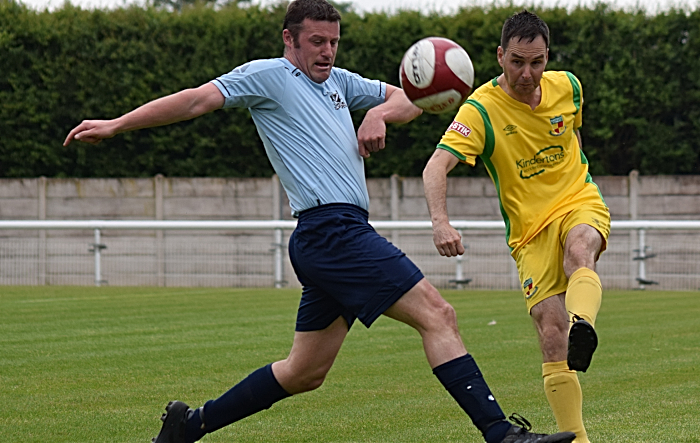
left=424, top=293, right=459, bottom=332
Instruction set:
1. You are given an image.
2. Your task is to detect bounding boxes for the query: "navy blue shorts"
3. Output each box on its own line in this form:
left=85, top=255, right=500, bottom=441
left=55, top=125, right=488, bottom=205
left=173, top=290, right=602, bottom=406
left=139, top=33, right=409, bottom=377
left=289, top=203, right=424, bottom=332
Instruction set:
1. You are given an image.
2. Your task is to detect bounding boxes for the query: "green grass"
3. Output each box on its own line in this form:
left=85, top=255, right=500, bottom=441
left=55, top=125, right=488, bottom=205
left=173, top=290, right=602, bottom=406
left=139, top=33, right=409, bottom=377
left=0, top=286, right=698, bottom=442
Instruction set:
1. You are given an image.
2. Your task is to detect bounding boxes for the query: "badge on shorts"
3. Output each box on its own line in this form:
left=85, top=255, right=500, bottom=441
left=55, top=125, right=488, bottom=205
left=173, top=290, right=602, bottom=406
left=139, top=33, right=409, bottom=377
left=523, top=277, right=539, bottom=299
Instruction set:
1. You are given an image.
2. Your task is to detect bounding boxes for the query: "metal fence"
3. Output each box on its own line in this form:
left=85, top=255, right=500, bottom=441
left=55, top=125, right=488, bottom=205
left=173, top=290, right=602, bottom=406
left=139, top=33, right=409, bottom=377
left=1, top=220, right=699, bottom=291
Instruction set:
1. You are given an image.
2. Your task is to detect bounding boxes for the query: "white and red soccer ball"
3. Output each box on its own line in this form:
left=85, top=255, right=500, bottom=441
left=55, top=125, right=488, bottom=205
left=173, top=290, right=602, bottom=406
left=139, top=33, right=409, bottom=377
left=399, top=37, right=474, bottom=114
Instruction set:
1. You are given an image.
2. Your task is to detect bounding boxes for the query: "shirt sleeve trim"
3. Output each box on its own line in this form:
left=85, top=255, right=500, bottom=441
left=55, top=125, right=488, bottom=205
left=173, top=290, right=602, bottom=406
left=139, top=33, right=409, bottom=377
left=436, top=144, right=477, bottom=166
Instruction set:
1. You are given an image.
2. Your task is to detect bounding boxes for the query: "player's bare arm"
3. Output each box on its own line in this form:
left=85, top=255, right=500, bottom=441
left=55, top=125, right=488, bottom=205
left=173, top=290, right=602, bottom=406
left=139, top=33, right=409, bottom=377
left=356, top=85, right=422, bottom=158
left=63, top=83, right=225, bottom=146
left=423, top=149, right=464, bottom=257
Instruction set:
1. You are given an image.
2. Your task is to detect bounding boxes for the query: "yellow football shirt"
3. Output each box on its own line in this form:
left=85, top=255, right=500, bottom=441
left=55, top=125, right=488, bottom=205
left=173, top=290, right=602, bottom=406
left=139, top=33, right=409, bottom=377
left=437, top=71, right=606, bottom=256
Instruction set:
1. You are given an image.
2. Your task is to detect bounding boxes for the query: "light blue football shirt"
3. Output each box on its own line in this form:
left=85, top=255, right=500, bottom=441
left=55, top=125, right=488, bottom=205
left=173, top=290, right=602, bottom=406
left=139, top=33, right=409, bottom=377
left=211, top=57, right=386, bottom=216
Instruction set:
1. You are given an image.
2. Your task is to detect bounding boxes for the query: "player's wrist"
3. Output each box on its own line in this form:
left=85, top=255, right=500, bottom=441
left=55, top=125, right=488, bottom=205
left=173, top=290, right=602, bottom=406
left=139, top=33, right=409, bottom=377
left=430, top=217, right=452, bottom=228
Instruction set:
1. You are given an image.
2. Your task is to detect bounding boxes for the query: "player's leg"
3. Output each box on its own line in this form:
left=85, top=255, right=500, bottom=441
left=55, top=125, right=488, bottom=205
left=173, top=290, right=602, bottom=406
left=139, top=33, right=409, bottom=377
left=531, top=294, right=588, bottom=443
left=383, top=278, right=465, bottom=367
left=271, top=315, right=348, bottom=394
left=291, top=204, right=573, bottom=443
left=384, top=279, right=575, bottom=443
left=152, top=316, right=348, bottom=443
left=562, top=223, right=604, bottom=373
left=518, top=220, right=589, bottom=443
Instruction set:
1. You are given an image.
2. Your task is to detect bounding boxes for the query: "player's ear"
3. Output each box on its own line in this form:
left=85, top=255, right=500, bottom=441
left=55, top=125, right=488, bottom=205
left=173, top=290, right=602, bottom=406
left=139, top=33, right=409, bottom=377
left=497, top=46, right=505, bottom=67
left=283, top=29, right=294, bottom=49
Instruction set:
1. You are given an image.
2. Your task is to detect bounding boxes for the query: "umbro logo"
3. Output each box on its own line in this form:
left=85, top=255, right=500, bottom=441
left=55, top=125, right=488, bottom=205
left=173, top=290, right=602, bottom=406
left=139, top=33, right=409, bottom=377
left=329, top=92, right=347, bottom=110
left=504, top=125, right=518, bottom=135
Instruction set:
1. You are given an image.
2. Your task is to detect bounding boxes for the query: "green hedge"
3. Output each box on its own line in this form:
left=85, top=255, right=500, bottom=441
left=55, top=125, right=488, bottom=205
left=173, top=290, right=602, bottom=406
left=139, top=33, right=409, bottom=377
left=1, top=1, right=699, bottom=177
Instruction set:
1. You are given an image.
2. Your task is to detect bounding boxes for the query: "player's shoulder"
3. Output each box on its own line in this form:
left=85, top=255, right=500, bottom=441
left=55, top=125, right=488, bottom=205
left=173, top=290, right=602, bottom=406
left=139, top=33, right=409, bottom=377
left=462, top=77, right=503, bottom=110
left=231, top=58, right=290, bottom=77
left=329, top=66, right=372, bottom=85
left=543, top=70, right=582, bottom=88
left=470, top=77, right=500, bottom=99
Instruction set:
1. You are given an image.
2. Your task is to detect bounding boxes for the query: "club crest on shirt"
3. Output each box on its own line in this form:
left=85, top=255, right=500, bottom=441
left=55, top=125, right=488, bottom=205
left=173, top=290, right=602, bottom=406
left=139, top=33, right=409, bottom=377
left=523, top=278, right=539, bottom=299
left=549, top=115, right=567, bottom=136
left=447, top=121, right=472, bottom=138
left=329, top=92, right=347, bottom=110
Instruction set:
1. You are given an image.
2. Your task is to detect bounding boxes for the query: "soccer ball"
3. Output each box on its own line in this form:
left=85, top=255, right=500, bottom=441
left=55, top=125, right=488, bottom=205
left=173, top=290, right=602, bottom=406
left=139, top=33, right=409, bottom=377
left=399, top=37, right=474, bottom=114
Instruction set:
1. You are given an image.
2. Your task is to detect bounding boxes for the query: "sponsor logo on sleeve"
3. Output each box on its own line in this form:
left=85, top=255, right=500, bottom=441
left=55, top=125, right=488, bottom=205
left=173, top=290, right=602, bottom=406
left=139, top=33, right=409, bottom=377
left=447, top=121, right=472, bottom=138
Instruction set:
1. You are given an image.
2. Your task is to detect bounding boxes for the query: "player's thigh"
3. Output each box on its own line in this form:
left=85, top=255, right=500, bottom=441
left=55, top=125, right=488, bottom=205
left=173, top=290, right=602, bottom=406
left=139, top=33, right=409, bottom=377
left=516, top=220, right=568, bottom=313
left=561, top=204, right=610, bottom=275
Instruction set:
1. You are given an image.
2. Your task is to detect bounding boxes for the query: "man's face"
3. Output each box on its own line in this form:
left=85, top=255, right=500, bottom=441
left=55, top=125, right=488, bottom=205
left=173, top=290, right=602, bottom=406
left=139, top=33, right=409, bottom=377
left=284, top=18, right=340, bottom=84
left=497, top=35, right=548, bottom=98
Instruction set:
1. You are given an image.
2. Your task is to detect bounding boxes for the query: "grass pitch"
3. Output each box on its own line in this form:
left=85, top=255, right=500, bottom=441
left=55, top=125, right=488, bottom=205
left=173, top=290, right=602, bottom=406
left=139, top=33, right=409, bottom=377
left=0, top=286, right=698, bottom=442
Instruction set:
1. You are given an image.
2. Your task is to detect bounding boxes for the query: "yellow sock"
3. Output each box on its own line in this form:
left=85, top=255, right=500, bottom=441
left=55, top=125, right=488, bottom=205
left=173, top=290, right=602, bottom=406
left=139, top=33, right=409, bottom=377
left=543, top=361, right=589, bottom=443
left=565, top=268, right=602, bottom=327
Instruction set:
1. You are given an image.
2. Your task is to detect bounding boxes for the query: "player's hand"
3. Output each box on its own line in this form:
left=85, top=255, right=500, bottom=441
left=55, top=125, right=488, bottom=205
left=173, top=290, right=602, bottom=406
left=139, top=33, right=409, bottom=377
left=63, top=120, right=118, bottom=146
left=356, top=113, right=387, bottom=158
left=432, top=222, right=465, bottom=257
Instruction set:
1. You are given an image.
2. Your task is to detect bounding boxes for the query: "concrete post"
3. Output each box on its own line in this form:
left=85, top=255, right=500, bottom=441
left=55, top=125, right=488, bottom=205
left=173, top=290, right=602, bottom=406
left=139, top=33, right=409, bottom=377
left=38, top=176, right=47, bottom=285
left=390, top=174, right=400, bottom=245
left=272, top=175, right=285, bottom=288
left=629, top=170, right=639, bottom=288
left=155, top=174, right=165, bottom=287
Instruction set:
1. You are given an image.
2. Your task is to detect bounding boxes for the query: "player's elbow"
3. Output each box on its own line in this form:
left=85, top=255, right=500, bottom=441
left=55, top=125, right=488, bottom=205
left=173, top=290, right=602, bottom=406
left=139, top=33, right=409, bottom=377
left=422, top=155, right=442, bottom=182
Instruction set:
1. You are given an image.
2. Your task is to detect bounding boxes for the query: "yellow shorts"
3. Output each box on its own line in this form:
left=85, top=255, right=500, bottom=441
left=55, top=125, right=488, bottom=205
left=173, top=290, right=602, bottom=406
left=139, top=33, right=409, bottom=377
left=515, top=203, right=610, bottom=312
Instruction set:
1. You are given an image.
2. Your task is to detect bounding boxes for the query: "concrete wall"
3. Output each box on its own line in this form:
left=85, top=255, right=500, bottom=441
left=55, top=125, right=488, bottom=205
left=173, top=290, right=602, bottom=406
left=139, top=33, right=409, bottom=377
left=3, top=172, right=700, bottom=224
left=1, top=172, right=699, bottom=289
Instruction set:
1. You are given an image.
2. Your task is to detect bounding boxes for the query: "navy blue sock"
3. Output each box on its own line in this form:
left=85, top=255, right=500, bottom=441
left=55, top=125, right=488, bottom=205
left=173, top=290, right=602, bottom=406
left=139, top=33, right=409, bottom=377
left=433, top=354, right=511, bottom=443
left=185, top=364, right=291, bottom=442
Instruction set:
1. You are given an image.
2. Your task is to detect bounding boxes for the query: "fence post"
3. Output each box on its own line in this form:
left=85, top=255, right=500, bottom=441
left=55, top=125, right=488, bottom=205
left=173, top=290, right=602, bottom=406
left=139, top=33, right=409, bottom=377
left=638, top=229, right=647, bottom=289
left=155, top=174, right=165, bottom=287
left=629, top=170, right=639, bottom=289
left=634, top=228, right=658, bottom=289
left=449, top=229, right=471, bottom=289
left=38, top=176, right=47, bottom=285
left=390, top=174, right=400, bottom=246
left=272, top=175, right=286, bottom=288
left=92, top=228, right=105, bottom=287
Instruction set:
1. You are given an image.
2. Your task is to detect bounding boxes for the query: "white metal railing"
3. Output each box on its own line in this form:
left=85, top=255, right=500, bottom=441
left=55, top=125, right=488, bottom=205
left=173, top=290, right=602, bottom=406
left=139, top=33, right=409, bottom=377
left=1, top=219, right=699, bottom=288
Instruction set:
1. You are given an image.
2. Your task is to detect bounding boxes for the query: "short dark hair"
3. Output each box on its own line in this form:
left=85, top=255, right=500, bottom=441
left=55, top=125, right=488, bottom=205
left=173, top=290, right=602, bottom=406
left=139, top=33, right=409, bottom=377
left=283, top=0, right=342, bottom=42
left=500, top=10, right=550, bottom=51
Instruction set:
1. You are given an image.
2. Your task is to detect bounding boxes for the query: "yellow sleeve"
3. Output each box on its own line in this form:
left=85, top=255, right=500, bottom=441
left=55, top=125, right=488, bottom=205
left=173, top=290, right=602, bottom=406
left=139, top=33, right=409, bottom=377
left=571, top=74, right=583, bottom=130
left=436, top=103, right=486, bottom=167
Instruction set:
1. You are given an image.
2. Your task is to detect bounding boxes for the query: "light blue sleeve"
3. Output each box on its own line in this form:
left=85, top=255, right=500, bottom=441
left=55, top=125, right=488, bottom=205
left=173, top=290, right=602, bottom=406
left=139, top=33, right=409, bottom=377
left=332, top=67, right=386, bottom=111
left=211, top=59, right=287, bottom=110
